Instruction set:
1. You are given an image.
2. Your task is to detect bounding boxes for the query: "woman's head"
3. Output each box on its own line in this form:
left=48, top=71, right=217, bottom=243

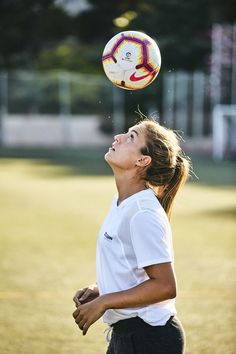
left=105, top=124, right=151, bottom=171
left=105, top=117, right=191, bottom=219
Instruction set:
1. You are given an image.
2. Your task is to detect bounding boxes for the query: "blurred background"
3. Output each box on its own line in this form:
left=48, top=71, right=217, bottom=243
left=0, top=0, right=236, bottom=154
left=0, top=1, right=235, bottom=354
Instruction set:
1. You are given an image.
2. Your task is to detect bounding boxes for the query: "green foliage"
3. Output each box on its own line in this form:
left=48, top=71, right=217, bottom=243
left=74, top=0, right=236, bottom=71
left=35, top=43, right=104, bottom=73
left=0, top=0, right=72, bottom=69
left=1, top=0, right=235, bottom=71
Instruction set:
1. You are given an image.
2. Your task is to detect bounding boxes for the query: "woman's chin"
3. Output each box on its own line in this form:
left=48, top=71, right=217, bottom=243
left=104, top=151, right=113, bottom=164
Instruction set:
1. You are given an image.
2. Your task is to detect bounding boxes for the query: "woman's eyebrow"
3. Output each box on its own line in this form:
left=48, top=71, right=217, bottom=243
left=129, top=129, right=139, bottom=136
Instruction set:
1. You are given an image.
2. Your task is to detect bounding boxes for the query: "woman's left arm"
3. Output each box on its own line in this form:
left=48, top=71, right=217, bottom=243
left=73, top=262, right=176, bottom=335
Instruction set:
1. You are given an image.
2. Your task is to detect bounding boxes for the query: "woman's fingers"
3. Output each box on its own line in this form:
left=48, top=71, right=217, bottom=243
left=72, top=307, right=80, bottom=319
left=72, top=298, right=105, bottom=336
left=73, top=290, right=82, bottom=302
left=78, top=318, right=87, bottom=331
left=79, top=288, right=92, bottom=302
left=73, top=307, right=88, bottom=333
left=73, top=284, right=98, bottom=307
left=73, top=289, right=86, bottom=305
left=82, top=322, right=90, bottom=336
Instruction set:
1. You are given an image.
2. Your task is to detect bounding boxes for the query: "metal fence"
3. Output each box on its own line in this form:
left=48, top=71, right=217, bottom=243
left=0, top=69, right=231, bottom=147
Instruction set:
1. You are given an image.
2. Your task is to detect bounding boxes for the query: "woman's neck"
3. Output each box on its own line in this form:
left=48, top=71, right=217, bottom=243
left=114, top=173, right=147, bottom=206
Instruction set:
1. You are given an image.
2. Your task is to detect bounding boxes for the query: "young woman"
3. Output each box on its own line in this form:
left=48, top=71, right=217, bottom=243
left=73, top=118, right=190, bottom=354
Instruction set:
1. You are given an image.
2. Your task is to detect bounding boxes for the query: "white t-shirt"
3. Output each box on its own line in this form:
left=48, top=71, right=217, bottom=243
left=96, top=188, right=176, bottom=326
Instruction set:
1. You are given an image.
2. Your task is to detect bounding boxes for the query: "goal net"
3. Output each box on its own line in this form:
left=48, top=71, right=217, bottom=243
left=212, top=105, right=236, bottom=160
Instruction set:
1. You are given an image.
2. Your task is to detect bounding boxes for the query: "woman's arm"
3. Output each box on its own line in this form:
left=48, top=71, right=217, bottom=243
left=101, top=262, right=176, bottom=309
left=73, top=262, right=176, bottom=335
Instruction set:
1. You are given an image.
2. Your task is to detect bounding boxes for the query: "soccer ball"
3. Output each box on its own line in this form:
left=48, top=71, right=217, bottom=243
left=102, top=31, right=161, bottom=90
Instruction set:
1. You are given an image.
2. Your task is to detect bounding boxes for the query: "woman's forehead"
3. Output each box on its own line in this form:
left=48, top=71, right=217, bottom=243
left=129, top=124, right=145, bottom=136
left=129, top=124, right=146, bottom=145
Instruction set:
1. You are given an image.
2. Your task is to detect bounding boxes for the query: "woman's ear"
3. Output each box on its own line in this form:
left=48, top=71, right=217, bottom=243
left=136, top=155, right=152, bottom=167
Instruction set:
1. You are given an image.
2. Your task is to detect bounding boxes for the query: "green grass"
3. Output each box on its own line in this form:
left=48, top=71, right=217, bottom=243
left=1, top=147, right=236, bottom=184
left=0, top=155, right=236, bottom=354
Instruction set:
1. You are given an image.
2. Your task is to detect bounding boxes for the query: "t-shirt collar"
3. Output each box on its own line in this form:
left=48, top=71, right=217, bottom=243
left=114, top=188, right=155, bottom=209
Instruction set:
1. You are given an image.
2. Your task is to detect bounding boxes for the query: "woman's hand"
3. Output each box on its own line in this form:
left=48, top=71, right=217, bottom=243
left=73, top=283, right=99, bottom=307
left=72, top=297, right=106, bottom=335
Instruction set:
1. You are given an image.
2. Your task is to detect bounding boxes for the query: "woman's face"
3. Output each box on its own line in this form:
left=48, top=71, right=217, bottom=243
left=105, top=124, right=150, bottom=171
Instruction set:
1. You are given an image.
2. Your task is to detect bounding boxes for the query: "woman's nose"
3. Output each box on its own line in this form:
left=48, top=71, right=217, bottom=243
left=114, top=134, right=121, bottom=142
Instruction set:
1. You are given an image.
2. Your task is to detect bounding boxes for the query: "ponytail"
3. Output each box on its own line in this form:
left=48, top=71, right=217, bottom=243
left=138, top=119, right=191, bottom=220
left=158, top=155, right=190, bottom=219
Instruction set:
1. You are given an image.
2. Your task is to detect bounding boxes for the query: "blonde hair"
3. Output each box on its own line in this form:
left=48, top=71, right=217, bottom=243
left=138, top=119, right=191, bottom=219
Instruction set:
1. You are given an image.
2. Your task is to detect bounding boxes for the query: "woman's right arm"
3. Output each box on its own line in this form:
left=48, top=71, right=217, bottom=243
left=73, top=283, right=99, bottom=307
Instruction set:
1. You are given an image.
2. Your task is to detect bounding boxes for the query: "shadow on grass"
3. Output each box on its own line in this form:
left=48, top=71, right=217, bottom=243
left=190, top=154, right=236, bottom=186
left=199, top=207, right=236, bottom=219
left=0, top=147, right=112, bottom=176
left=0, top=148, right=236, bottom=185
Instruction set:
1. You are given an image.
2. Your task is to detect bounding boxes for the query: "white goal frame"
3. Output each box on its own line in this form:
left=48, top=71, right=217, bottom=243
left=212, top=104, right=236, bottom=160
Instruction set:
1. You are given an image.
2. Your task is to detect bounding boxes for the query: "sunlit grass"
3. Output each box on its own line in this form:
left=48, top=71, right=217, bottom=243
left=0, top=159, right=235, bottom=354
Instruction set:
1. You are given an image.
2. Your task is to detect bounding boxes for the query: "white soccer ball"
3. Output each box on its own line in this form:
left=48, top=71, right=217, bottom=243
left=102, top=31, right=161, bottom=90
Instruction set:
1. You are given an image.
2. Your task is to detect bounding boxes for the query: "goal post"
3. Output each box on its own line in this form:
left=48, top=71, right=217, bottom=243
left=212, top=104, right=236, bottom=160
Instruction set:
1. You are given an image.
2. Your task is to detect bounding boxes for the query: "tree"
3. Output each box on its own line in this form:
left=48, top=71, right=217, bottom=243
left=1, top=0, right=235, bottom=72
left=0, top=0, right=72, bottom=68
left=74, top=0, right=236, bottom=71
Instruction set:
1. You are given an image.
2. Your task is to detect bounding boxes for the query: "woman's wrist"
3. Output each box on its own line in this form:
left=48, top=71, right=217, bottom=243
left=99, top=294, right=111, bottom=311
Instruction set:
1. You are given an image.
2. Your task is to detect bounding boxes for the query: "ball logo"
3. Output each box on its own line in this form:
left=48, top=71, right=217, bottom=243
left=122, top=52, right=132, bottom=62
left=130, top=72, right=151, bottom=81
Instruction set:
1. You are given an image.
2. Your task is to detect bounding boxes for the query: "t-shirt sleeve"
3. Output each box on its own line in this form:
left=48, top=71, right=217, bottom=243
left=130, top=210, right=173, bottom=269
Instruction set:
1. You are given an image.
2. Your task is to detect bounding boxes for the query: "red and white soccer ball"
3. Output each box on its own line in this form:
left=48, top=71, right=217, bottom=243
left=102, top=31, right=161, bottom=90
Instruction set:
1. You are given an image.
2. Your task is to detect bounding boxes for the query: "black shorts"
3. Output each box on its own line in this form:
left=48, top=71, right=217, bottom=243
left=106, top=316, right=186, bottom=354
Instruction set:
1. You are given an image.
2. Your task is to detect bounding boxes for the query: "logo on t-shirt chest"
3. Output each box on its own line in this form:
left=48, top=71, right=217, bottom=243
left=104, top=232, right=113, bottom=241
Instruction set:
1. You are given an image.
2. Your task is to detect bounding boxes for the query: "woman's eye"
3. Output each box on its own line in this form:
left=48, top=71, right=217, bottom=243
left=129, top=134, right=134, bottom=140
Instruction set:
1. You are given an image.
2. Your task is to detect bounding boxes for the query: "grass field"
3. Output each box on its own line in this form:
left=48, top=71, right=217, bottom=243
left=0, top=150, right=236, bottom=354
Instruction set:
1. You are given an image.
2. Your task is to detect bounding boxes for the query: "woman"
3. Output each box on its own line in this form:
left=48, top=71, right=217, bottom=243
left=73, top=117, right=190, bottom=354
